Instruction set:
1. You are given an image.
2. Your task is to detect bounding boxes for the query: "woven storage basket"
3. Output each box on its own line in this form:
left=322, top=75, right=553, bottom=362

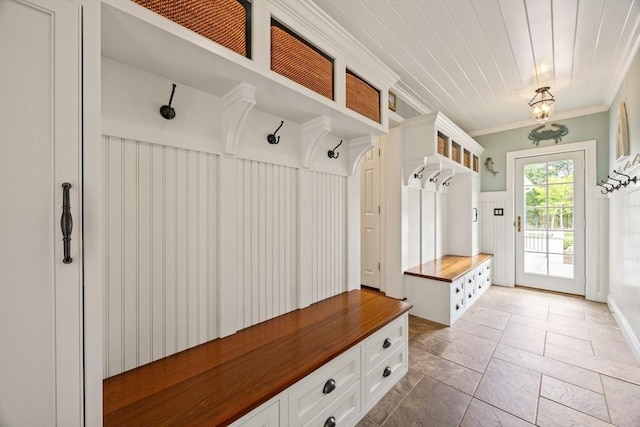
left=463, top=149, right=471, bottom=168
left=133, top=0, right=250, bottom=57
left=451, top=142, right=461, bottom=163
left=346, top=70, right=380, bottom=123
left=473, top=155, right=479, bottom=172
left=437, top=133, right=448, bottom=156
left=271, top=22, right=334, bottom=100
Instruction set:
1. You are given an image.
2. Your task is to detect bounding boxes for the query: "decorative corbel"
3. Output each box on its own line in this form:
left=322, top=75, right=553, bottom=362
left=406, top=157, right=442, bottom=187
left=348, top=134, right=375, bottom=176
left=222, top=83, right=256, bottom=155
left=437, top=168, right=455, bottom=191
left=301, top=116, right=331, bottom=168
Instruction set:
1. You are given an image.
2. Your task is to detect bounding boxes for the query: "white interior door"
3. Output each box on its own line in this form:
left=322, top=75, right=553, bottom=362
left=515, top=151, right=585, bottom=295
left=0, top=0, right=83, bottom=424
left=361, top=146, right=380, bottom=289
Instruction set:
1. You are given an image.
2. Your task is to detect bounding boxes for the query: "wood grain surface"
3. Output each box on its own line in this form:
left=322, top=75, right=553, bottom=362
left=404, top=254, right=493, bottom=282
left=103, top=290, right=412, bottom=426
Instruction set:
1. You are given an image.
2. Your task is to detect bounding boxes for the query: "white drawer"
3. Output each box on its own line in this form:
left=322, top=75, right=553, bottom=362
left=450, top=277, right=465, bottom=299
left=451, top=294, right=465, bottom=315
left=304, top=381, right=361, bottom=427
left=364, top=345, right=407, bottom=405
left=236, top=400, right=280, bottom=427
left=364, top=315, right=406, bottom=374
left=289, top=345, right=360, bottom=426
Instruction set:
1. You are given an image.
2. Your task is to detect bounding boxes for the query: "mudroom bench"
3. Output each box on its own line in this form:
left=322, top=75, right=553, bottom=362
left=404, top=254, right=493, bottom=326
left=103, top=290, right=412, bottom=426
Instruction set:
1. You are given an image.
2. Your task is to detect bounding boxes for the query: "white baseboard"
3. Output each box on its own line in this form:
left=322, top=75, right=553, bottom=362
left=607, top=295, right=640, bottom=364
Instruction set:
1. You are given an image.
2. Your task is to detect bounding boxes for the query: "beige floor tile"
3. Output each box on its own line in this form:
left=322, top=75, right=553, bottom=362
left=461, top=306, right=511, bottom=330
left=584, top=310, right=618, bottom=327
left=499, top=322, right=546, bottom=355
left=540, top=375, right=610, bottom=422
left=383, top=376, right=471, bottom=427
left=366, top=389, right=404, bottom=425
left=589, top=328, right=640, bottom=367
left=602, top=375, right=640, bottom=427
left=439, top=331, right=497, bottom=373
left=460, top=398, right=535, bottom=427
left=475, top=358, right=541, bottom=423
left=536, top=397, right=613, bottom=427
left=545, top=343, right=640, bottom=385
left=451, top=318, right=504, bottom=342
left=391, top=368, right=423, bottom=396
left=409, top=334, right=449, bottom=356
left=549, top=303, right=586, bottom=320
left=355, top=415, right=380, bottom=427
left=493, top=343, right=603, bottom=393
left=408, top=345, right=482, bottom=395
left=511, top=314, right=591, bottom=340
left=546, top=331, right=594, bottom=355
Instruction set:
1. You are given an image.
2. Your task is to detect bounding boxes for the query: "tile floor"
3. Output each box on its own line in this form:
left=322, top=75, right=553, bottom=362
left=357, top=285, right=640, bottom=427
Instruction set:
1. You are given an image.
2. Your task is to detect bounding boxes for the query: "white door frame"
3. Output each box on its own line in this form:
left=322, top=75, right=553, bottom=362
left=506, top=140, right=599, bottom=300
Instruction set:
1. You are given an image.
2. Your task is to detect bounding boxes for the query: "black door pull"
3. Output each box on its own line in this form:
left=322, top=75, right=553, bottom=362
left=61, top=183, right=73, bottom=264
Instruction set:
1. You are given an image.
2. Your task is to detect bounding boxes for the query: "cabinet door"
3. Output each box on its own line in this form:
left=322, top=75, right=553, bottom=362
left=0, top=1, right=82, bottom=425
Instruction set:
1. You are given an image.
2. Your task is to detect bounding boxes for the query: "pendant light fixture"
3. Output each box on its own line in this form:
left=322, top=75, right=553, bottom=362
left=528, top=86, right=555, bottom=124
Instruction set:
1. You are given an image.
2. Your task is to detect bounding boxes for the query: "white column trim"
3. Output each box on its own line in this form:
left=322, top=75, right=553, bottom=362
left=301, top=116, right=331, bottom=168
left=348, top=135, right=375, bottom=177
left=222, top=83, right=256, bottom=155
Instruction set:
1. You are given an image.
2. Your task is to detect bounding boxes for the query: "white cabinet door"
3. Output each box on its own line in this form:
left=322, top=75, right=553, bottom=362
left=0, top=0, right=83, bottom=425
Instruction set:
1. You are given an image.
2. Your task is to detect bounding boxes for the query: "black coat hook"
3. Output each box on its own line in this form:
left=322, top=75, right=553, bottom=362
left=598, top=180, right=614, bottom=193
left=429, top=171, right=440, bottom=183
left=414, top=167, right=424, bottom=180
left=267, top=121, right=284, bottom=144
left=614, top=170, right=638, bottom=186
left=442, top=176, right=453, bottom=186
left=328, top=140, right=342, bottom=159
left=160, top=83, right=177, bottom=120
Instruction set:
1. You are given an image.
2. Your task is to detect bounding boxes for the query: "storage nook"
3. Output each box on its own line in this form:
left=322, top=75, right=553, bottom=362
left=404, top=254, right=492, bottom=326
left=401, top=112, right=489, bottom=324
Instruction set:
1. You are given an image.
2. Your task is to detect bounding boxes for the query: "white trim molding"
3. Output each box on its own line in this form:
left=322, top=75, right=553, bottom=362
left=301, top=116, right=331, bottom=168
left=506, top=140, right=600, bottom=300
left=608, top=295, right=640, bottom=364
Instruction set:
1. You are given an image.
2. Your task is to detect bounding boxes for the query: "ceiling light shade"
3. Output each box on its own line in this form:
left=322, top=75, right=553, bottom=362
left=528, top=86, right=555, bottom=123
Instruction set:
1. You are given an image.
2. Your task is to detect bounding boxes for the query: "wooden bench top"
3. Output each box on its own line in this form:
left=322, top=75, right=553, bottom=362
left=103, top=290, right=412, bottom=426
left=404, top=253, right=493, bottom=283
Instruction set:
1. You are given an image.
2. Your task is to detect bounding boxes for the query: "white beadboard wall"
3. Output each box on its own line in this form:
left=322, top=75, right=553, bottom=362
left=104, top=136, right=218, bottom=377
left=406, top=188, right=422, bottom=269
left=309, top=171, right=347, bottom=303
left=478, top=192, right=510, bottom=286
left=236, top=159, right=298, bottom=329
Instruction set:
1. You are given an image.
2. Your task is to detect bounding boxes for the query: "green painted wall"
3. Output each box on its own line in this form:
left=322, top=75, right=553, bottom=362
left=475, top=112, right=610, bottom=192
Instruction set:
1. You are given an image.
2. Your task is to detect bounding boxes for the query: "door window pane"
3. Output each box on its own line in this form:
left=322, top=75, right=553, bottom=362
left=524, top=252, right=548, bottom=275
left=548, top=183, right=573, bottom=207
left=548, top=160, right=573, bottom=183
left=524, top=230, right=547, bottom=253
left=524, top=163, right=548, bottom=185
left=525, top=207, right=547, bottom=229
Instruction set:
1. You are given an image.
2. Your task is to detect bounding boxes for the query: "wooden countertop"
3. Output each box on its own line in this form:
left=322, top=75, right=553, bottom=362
left=404, top=253, right=493, bottom=283
left=103, top=290, right=412, bottom=426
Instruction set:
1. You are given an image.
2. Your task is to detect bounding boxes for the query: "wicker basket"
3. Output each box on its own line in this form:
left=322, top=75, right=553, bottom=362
left=133, top=0, right=250, bottom=58
left=437, top=132, right=448, bottom=156
left=451, top=142, right=461, bottom=163
left=463, top=149, right=471, bottom=168
left=473, top=155, right=479, bottom=172
left=346, top=70, right=380, bottom=123
left=271, top=21, right=334, bottom=100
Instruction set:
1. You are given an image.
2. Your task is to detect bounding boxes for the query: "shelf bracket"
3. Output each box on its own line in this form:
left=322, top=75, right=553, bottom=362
left=222, top=83, right=256, bottom=155
left=437, top=168, right=455, bottom=191
left=406, top=157, right=442, bottom=187
left=348, top=135, right=375, bottom=176
left=301, top=116, right=332, bottom=168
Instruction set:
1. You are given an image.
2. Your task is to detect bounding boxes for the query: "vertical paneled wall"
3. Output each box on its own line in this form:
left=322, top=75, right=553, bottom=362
left=236, top=159, right=298, bottom=329
left=406, top=188, right=422, bottom=268
left=104, top=136, right=218, bottom=377
left=478, top=193, right=510, bottom=285
left=309, top=171, right=348, bottom=303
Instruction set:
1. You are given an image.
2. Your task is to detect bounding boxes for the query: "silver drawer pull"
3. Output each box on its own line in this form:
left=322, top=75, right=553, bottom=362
left=383, top=337, right=392, bottom=349
left=324, top=416, right=336, bottom=427
left=383, top=366, right=392, bottom=377
left=323, top=378, right=336, bottom=394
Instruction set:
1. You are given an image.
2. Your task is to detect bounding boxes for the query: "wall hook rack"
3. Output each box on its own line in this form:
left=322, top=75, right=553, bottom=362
left=614, top=170, right=638, bottom=186
left=597, top=180, right=614, bottom=194
left=160, top=83, right=177, bottom=120
left=429, top=171, right=440, bottom=183
left=328, top=140, right=342, bottom=159
left=414, top=166, right=425, bottom=180
left=442, top=176, right=453, bottom=186
left=267, top=121, right=284, bottom=144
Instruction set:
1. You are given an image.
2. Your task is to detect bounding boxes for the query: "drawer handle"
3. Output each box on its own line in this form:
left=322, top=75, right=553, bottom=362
left=324, top=416, right=336, bottom=427
left=479, top=271, right=482, bottom=276
left=383, top=366, right=392, bottom=377
left=455, top=287, right=460, bottom=293
left=468, top=278, right=472, bottom=283
left=479, top=284, right=482, bottom=289
left=455, top=304, right=460, bottom=311
left=383, top=337, right=392, bottom=349
left=468, top=293, right=472, bottom=298
left=323, top=378, right=336, bottom=394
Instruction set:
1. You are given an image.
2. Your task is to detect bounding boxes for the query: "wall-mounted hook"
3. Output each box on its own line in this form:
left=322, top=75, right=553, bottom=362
left=596, top=182, right=610, bottom=194
left=442, top=176, right=453, bottom=186
left=613, top=170, right=638, bottom=186
left=414, top=166, right=425, bottom=180
left=267, top=121, right=284, bottom=144
left=160, top=83, right=177, bottom=120
left=328, top=140, right=342, bottom=159
left=607, top=174, right=623, bottom=185
left=598, top=180, right=614, bottom=193
left=429, top=171, right=440, bottom=183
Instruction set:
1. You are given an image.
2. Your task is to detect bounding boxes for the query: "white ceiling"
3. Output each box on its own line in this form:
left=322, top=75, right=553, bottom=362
left=312, top=0, right=640, bottom=135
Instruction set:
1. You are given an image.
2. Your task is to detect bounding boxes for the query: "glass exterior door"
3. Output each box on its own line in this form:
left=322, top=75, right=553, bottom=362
left=515, top=151, right=585, bottom=295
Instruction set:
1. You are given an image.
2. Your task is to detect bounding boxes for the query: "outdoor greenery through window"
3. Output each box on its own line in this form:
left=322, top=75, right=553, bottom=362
left=523, top=159, right=574, bottom=278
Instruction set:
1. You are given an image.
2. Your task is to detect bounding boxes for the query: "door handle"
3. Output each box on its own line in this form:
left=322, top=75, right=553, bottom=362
left=517, top=215, right=521, bottom=233
left=61, top=183, right=73, bottom=264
